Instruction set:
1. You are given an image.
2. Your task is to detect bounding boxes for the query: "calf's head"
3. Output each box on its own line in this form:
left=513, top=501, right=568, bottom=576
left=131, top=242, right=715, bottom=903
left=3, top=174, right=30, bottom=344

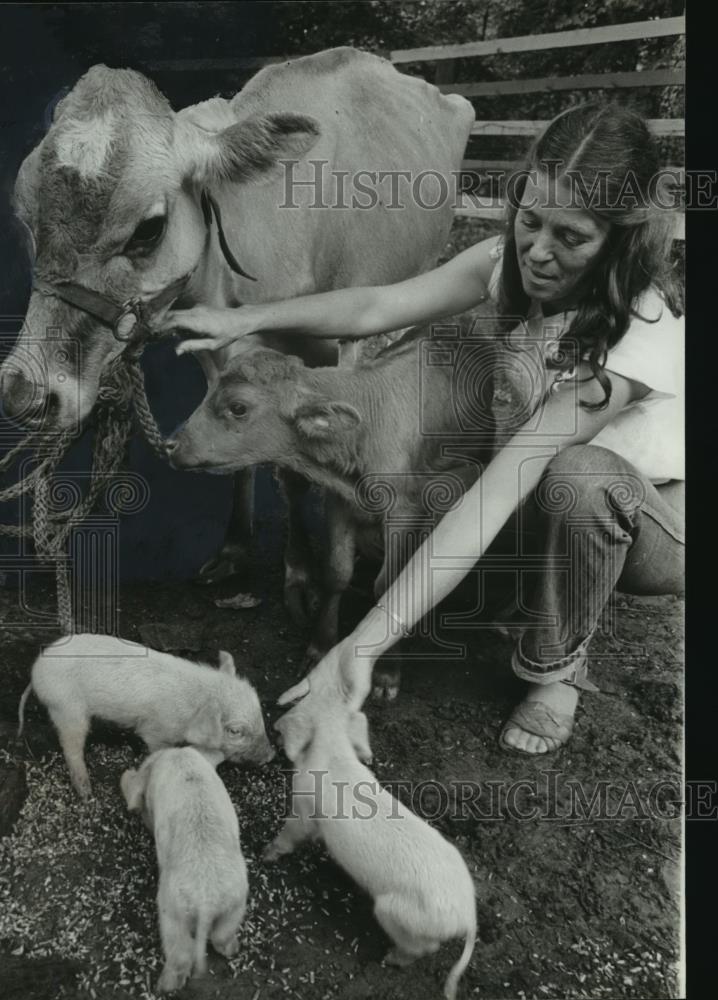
left=2, top=65, right=320, bottom=429
left=185, top=651, right=275, bottom=765
left=167, top=349, right=362, bottom=475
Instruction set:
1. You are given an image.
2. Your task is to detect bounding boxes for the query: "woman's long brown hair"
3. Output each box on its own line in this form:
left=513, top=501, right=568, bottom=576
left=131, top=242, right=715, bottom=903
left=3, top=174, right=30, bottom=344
left=497, top=102, right=683, bottom=409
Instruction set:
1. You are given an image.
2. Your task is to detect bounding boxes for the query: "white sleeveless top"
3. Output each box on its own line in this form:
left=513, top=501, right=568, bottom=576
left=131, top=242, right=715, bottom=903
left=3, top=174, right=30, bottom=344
left=488, top=247, right=684, bottom=484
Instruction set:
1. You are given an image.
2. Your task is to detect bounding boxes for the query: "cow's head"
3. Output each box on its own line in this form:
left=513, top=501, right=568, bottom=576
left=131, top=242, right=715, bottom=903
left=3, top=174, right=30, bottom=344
left=1, top=65, right=320, bottom=430
left=166, top=349, right=362, bottom=475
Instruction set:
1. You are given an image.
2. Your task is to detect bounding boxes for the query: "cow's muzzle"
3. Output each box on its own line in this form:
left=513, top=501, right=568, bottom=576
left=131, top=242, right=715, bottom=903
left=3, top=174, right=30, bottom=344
left=0, top=365, right=58, bottom=425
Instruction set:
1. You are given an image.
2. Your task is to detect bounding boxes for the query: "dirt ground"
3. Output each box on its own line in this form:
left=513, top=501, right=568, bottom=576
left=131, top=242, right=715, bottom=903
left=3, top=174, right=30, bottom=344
left=0, top=538, right=683, bottom=1000
left=0, top=218, right=683, bottom=1000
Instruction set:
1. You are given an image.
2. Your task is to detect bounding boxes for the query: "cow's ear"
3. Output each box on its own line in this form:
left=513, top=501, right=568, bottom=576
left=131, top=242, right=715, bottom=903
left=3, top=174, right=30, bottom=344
left=181, top=112, right=321, bottom=185
left=14, top=142, right=45, bottom=232
left=292, top=399, right=362, bottom=441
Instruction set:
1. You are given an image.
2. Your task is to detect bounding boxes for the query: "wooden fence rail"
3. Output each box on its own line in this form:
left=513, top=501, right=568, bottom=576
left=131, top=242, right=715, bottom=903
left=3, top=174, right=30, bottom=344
left=470, top=118, right=684, bottom=137
left=441, top=68, right=683, bottom=98
left=390, top=16, right=685, bottom=63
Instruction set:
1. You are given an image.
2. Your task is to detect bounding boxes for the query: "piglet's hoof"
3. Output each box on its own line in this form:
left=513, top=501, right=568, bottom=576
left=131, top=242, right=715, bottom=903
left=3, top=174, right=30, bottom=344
left=371, top=665, right=401, bottom=702
left=213, top=935, right=240, bottom=959
left=195, top=545, right=250, bottom=585
left=384, top=946, right=417, bottom=967
left=262, top=841, right=282, bottom=863
left=157, top=967, right=189, bottom=993
left=71, top=776, right=94, bottom=802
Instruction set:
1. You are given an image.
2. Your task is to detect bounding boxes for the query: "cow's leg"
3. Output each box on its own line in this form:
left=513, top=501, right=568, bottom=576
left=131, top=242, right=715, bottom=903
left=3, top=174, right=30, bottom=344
left=304, top=496, right=357, bottom=666
left=279, top=468, right=320, bottom=627
left=196, top=468, right=255, bottom=584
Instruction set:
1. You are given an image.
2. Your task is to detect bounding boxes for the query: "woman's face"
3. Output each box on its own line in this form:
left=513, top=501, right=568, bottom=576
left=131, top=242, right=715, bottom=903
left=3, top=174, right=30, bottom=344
left=514, top=170, right=611, bottom=307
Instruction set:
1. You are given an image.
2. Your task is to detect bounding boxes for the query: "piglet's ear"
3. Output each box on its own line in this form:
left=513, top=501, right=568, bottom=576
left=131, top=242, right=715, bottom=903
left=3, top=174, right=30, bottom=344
left=218, top=650, right=236, bottom=676
left=274, top=711, right=313, bottom=763
left=185, top=700, right=223, bottom=749
left=293, top=400, right=362, bottom=441
left=181, top=112, right=321, bottom=186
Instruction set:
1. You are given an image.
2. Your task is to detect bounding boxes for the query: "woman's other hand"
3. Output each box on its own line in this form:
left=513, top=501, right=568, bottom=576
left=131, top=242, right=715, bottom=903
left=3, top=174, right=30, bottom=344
left=159, top=304, right=260, bottom=355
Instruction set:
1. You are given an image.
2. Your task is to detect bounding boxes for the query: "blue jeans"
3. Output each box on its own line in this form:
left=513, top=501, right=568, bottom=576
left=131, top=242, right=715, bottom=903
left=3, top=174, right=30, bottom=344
left=490, top=445, right=685, bottom=685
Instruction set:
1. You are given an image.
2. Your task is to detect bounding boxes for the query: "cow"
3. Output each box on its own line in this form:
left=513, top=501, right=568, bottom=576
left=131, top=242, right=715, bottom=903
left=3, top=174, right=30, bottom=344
left=0, top=48, right=474, bottom=613
left=165, top=317, right=498, bottom=698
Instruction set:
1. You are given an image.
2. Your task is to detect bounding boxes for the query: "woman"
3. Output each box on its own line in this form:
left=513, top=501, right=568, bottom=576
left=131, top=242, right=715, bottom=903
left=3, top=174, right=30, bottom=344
left=165, top=103, right=684, bottom=754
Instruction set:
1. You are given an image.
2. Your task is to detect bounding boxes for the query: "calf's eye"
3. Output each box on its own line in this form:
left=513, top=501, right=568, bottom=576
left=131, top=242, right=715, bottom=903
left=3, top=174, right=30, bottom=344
left=124, top=214, right=166, bottom=256
left=229, top=402, right=248, bottom=418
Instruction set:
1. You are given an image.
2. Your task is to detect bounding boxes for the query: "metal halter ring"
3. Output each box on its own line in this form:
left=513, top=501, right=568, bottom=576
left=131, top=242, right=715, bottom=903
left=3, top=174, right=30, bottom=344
left=113, top=300, right=143, bottom=342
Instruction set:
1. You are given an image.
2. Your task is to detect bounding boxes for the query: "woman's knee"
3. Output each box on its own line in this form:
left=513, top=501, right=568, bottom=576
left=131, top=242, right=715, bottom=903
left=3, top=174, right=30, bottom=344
left=535, top=446, right=644, bottom=523
left=546, top=445, right=634, bottom=478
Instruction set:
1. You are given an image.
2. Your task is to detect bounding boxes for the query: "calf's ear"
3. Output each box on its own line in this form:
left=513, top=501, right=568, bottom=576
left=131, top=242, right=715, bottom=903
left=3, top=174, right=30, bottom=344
left=293, top=400, right=362, bottom=441
left=180, top=112, right=321, bottom=186
left=120, top=768, right=146, bottom=813
left=218, top=650, right=237, bottom=676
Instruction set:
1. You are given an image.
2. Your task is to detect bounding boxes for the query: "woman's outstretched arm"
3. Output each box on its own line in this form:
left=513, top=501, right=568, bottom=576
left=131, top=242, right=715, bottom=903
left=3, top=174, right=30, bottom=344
left=163, top=236, right=501, bottom=354
left=279, top=365, right=646, bottom=708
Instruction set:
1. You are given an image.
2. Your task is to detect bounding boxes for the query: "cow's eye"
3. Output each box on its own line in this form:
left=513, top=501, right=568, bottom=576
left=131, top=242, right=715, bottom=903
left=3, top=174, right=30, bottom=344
left=229, top=402, right=248, bottom=418
left=125, top=214, right=166, bottom=256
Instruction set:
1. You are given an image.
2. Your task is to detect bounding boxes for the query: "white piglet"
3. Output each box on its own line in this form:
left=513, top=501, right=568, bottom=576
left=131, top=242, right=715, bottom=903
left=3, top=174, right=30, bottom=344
left=18, top=633, right=274, bottom=799
left=121, top=746, right=248, bottom=993
left=265, top=707, right=477, bottom=1000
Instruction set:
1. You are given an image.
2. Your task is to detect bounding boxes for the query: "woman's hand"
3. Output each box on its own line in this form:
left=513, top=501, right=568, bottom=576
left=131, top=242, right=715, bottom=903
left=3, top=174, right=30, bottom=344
left=159, top=304, right=261, bottom=355
left=278, top=634, right=375, bottom=709
left=273, top=634, right=376, bottom=758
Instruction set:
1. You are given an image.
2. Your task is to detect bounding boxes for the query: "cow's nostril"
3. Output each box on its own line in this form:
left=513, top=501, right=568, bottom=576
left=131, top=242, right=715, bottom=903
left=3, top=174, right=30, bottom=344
left=164, top=438, right=177, bottom=454
left=43, top=390, right=60, bottom=419
left=0, top=368, right=47, bottom=423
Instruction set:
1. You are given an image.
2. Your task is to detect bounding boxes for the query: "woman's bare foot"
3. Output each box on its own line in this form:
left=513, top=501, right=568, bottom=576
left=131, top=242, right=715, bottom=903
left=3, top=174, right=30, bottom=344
left=500, top=681, right=580, bottom=754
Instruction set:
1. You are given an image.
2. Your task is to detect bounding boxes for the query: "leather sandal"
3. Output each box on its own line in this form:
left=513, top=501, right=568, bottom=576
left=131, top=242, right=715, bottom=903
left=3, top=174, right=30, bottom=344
left=499, top=658, right=597, bottom=756
left=499, top=697, right=576, bottom=755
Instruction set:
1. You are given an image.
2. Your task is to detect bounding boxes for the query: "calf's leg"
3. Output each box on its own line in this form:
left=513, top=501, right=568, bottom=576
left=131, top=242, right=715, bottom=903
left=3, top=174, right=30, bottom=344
left=279, top=468, right=320, bottom=627
left=305, top=496, right=357, bottom=666
left=370, top=523, right=423, bottom=701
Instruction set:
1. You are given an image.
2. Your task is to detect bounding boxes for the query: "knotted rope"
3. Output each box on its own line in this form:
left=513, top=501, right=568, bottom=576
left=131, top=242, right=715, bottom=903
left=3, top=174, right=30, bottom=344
left=0, top=349, right=169, bottom=633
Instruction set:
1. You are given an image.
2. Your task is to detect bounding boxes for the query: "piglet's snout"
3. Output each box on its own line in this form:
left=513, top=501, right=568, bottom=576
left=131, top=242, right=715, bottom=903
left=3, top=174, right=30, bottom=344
left=256, top=739, right=276, bottom=765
